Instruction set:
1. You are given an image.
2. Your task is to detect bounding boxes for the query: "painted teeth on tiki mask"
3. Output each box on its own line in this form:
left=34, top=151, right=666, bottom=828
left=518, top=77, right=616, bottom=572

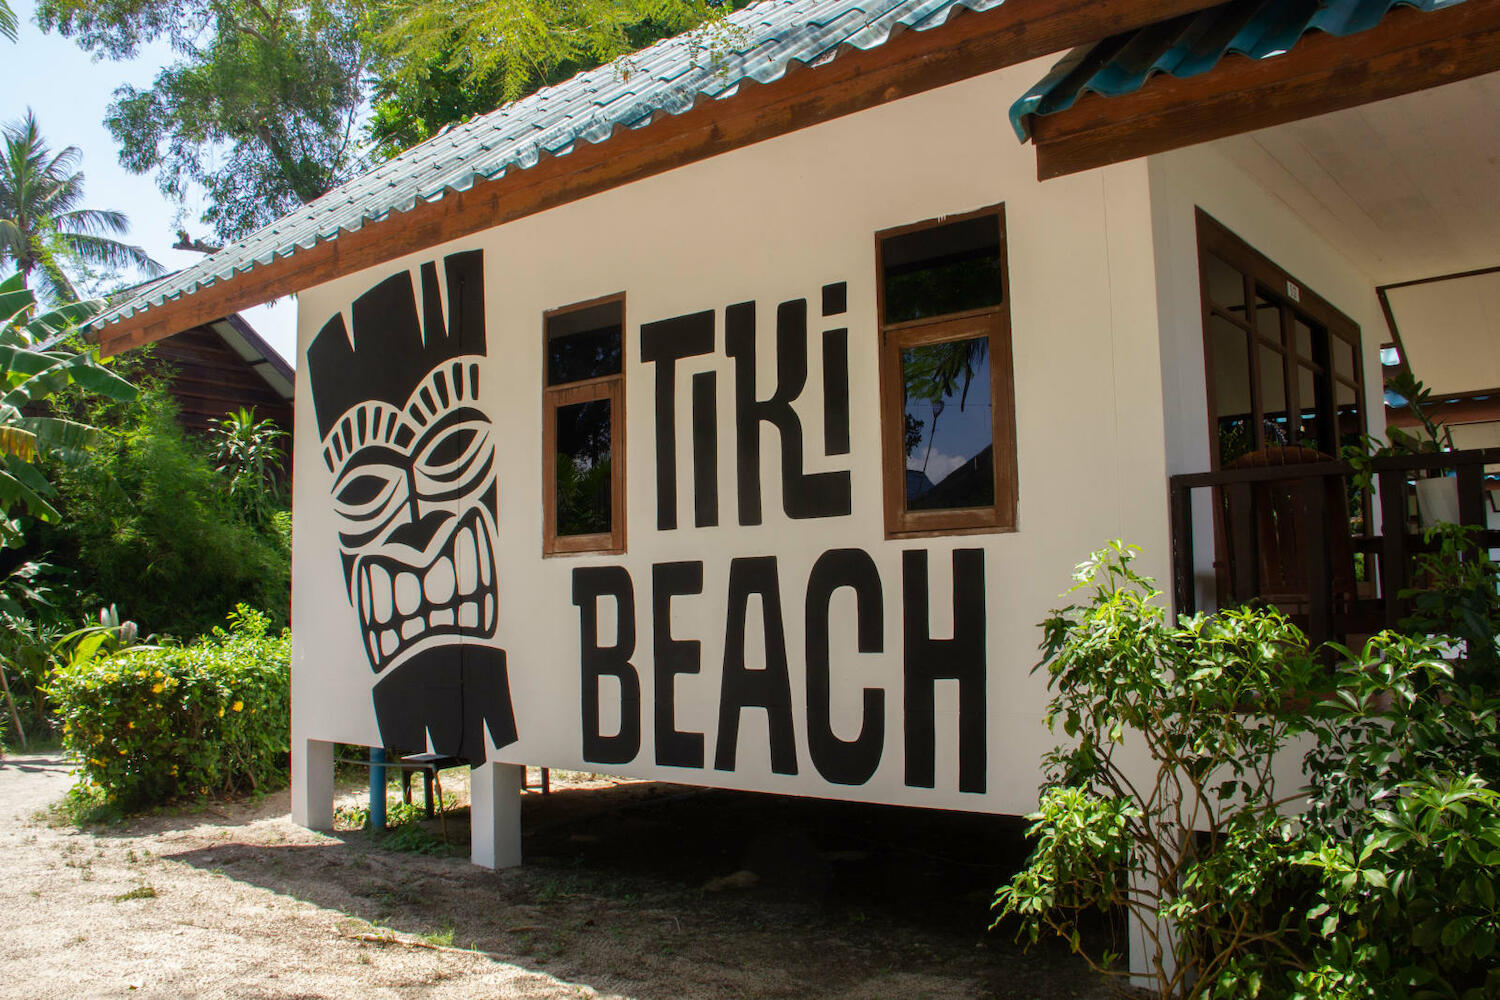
left=307, top=249, right=519, bottom=760
left=306, top=249, right=502, bottom=675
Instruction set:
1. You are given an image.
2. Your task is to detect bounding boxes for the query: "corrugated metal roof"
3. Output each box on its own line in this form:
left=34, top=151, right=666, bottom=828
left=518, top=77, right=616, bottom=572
left=1009, top=0, right=1471, bottom=141
left=97, top=0, right=1008, bottom=331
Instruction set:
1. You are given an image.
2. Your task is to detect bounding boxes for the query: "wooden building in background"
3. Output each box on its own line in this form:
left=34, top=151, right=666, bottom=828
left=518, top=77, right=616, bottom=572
left=131, top=312, right=294, bottom=444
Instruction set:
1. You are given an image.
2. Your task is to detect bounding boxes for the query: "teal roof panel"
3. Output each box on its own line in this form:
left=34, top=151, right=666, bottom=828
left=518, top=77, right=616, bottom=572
left=1009, top=0, right=1471, bottom=141
left=97, top=0, right=1009, bottom=332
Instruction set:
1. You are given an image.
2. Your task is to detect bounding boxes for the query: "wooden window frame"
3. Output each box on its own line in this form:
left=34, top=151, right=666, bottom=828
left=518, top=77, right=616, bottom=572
left=1196, top=209, right=1366, bottom=471
left=877, top=204, right=1019, bottom=539
left=542, top=292, right=627, bottom=557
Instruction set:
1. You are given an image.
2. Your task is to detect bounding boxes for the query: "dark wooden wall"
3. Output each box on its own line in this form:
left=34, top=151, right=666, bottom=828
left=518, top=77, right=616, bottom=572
left=138, top=323, right=293, bottom=439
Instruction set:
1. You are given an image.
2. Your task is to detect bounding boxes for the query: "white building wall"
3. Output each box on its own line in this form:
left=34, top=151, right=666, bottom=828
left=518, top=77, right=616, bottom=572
left=291, top=58, right=1173, bottom=819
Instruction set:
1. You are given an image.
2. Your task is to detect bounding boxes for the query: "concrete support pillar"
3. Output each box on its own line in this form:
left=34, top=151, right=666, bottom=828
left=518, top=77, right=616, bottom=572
left=1128, top=852, right=1181, bottom=994
left=468, top=761, right=524, bottom=869
left=292, top=737, right=335, bottom=830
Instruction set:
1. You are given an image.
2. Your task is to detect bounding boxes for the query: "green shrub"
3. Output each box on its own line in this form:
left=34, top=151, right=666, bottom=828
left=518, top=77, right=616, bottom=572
left=995, top=541, right=1500, bottom=1000
left=1297, top=632, right=1500, bottom=999
left=35, top=385, right=290, bottom=638
left=51, top=605, right=290, bottom=811
left=992, top=542, right=1325, bottom=997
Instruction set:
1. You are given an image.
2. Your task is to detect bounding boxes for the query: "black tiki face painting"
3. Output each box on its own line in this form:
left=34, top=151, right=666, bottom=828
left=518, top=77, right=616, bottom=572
left=307, top=250, right=517, bottom=762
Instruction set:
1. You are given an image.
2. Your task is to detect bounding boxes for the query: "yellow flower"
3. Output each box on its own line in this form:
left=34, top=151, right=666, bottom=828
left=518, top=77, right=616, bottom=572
left=217, top=707, right=224, bottom=718
left=127, top=721, right=135, bottom=730
left=151, top=683, right=164, bottom=694
left=231, top=701, right=243, bottom=713
left=153, top=670, right=163, bottom=679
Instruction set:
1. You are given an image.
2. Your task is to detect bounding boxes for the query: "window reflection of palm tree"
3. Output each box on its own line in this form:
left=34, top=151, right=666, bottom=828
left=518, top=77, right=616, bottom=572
left=904, top=337, right=989, bottom=481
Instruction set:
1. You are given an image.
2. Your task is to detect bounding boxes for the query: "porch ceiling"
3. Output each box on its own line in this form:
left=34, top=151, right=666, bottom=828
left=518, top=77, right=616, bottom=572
left=1213, top=69, right=1500, bottom=287
left=1213, top=71, right=1500, bottom=401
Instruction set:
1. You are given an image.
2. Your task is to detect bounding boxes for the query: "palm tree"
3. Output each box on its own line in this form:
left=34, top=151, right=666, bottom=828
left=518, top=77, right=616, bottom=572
left=0, top=109, right=164, bottom=302
left=1, top=1, right=17, bottom=43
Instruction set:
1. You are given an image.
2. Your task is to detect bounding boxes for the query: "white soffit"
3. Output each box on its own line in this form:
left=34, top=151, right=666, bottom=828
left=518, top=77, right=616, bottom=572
left=1214, top=69, right=1500, bottom=286
left=1385, top=271, right=1500, bottom=396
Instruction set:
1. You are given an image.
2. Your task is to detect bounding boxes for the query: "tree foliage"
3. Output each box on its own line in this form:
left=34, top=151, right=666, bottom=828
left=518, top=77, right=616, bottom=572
left=0, top=111, right=163, bottom=301
left=365, top=0, right=737, bottom=159
left=0, top=273, right=137, bottom=542
left=210, top=406, right=286, bottom=529
left=35, top=381, right=291, bottom=639
left=36, top=0, right=368, bottom=242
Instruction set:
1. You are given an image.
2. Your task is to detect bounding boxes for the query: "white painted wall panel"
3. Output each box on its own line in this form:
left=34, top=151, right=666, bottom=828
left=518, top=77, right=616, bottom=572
left=292, top=59, right=1173, bottom=818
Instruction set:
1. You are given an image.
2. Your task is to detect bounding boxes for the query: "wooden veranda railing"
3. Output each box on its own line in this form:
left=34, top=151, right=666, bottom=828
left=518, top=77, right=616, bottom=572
left=1168, top=448, right=1500, bottom=645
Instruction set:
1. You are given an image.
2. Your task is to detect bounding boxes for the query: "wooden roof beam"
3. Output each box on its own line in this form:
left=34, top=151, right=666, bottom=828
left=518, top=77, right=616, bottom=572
left=95, top=0, right=1223, bottom=356
left=1030, top=0, right=1500, bottom=180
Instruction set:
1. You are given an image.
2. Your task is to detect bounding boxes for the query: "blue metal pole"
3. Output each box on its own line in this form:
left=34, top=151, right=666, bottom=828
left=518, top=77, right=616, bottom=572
left=369, top=747, right=387, bottom=831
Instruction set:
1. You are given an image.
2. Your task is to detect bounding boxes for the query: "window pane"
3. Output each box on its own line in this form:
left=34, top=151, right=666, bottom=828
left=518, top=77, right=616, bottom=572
left=1260, top=343, right=1289, bottom=445
left=547, top=300, right=623, bottom=385
left=882, top=215, right=1003, bottom=324
left=902, top=336, right=994, bottom=511
left=1331, top=336, right=1356, bottom=382
left=1204, top=255, right=1244, bottom=315
left=1209, top=316, right=1253, bottom=464
left=1254, top=289, right=1280, bottom=341
left=1335, top=380, right=1361, bottom=449
left=555, top=398, right=612, bottom=536
left=1294, top=319, right=1314, bottom=361
left=1297, top=363, right=1324, bottom=450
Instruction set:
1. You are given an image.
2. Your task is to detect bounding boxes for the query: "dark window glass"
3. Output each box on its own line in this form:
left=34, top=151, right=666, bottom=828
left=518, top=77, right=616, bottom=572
left=902, top=336, right=994, bottom=511
left=1204, top=254, right=1243, bottom=314
left=1297, top=363, right=1323, bottom=448
left=1209, top=316, right=1253, bottom=464
left=1294, top=318, right=1314, bottom=360
left=882, top=215, right=1004, bottom=324
left=555, top=398, right=613, bottom=536
left=1259, top=343, right=1289, bottom=445
left=547, top=300, right=622, bottom=385
left=1254, top=288, right=1280, bottom=340
left=1332, top=336, right=1356, bottom=381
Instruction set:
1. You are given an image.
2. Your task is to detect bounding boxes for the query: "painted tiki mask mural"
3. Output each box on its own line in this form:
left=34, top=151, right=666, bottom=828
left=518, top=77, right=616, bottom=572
left=307, top=250, right=517, bottom=762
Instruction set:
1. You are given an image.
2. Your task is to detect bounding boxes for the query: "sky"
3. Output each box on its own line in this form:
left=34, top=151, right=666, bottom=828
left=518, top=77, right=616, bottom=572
left=0, top=0, right=298, bottom=366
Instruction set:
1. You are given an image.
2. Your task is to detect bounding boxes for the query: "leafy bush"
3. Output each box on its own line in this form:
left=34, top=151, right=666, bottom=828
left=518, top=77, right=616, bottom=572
left=35, top=385, right=290, bottom=638
left=995, top=541, right=1500, bottom=999
left=50, top=605, right=290, bottom=812
left=992, top=542, right=1324, bottom=997
left=0, top=609, right=68, bottom=744
left=1297, top=632, right=1500, bottom=999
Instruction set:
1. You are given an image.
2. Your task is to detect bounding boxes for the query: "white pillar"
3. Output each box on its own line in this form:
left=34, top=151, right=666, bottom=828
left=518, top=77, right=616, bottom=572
left=1128, top=852, right=1181, bottom=994
left=468, top=762, right=524, bottom=869
left=292, top=737, right=335, bottom=830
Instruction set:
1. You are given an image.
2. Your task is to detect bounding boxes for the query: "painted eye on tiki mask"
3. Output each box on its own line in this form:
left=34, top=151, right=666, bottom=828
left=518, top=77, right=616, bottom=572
left=414, top=412, right=493, bottom=499
left=332, top=455, right=407, bottom=522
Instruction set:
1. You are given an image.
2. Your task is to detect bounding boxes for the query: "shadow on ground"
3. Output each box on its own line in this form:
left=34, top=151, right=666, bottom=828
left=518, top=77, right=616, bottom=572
left=149, top=781, right=1120, bottom=999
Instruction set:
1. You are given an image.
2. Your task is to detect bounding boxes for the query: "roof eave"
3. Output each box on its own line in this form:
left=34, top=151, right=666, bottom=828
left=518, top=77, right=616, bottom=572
left=1024, top=0, right=1500, bottom=179
left=93, top=0, right=1223, bottom=357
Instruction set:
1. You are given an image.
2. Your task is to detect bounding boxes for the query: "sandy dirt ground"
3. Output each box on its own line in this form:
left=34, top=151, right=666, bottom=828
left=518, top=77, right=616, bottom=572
left=0, top=754, right=1115, bottom=1000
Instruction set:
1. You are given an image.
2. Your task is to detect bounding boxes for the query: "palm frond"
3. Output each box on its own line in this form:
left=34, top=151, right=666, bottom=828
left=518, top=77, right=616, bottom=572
left=0, top=425, right=37, bottom=463
left=0, top=0, right=18, bottom=43
left=16, top=415, right=100, bottom=464
left=58, top=232, right=164, bottom=277
left=0, top=455, right=61, bottom=523
left=56, top=207, right=129, bottom=238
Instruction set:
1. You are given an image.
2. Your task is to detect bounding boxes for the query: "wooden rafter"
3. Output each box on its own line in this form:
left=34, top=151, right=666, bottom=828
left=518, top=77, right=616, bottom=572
left=1386, top=387, right=1500, bottom=430
left=94, top=0, right=1223, bottom=356
left=1029, top=0, right=1500, bottom=180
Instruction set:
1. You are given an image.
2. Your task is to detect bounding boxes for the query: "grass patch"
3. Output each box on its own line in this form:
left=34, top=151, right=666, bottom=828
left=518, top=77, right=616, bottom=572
left=114, top=885, right=157, bottom=902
